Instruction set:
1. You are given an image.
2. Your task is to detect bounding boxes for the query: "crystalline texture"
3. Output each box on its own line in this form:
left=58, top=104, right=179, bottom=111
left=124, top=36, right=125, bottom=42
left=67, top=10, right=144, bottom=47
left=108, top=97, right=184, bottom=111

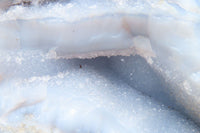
left=0, top=0, right=200, bottom=132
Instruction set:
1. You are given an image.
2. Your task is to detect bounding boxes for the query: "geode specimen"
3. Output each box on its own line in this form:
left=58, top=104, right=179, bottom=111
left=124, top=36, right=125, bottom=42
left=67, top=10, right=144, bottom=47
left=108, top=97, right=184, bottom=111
left=0, top=0, right=200, bottom=132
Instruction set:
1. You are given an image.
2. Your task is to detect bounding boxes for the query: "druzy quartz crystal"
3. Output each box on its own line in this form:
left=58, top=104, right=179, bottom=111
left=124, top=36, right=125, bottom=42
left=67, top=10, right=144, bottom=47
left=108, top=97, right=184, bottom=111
left=0, top=0, right=200, bottom=132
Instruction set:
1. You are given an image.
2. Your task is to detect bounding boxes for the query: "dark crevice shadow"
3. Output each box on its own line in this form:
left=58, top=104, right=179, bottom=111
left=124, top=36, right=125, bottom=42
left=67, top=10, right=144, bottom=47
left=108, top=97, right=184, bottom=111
left=108, top=55, right=175, bottom=107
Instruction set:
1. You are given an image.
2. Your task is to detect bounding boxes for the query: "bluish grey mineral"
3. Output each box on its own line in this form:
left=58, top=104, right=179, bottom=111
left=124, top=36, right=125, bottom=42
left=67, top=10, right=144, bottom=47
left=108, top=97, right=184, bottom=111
left=0, top=0, right=200, bottom=132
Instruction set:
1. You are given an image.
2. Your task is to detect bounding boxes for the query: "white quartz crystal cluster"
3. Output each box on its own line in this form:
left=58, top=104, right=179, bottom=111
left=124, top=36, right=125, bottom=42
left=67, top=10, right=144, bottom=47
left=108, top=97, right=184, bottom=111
left=0, top=0, right=200, bottom=132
